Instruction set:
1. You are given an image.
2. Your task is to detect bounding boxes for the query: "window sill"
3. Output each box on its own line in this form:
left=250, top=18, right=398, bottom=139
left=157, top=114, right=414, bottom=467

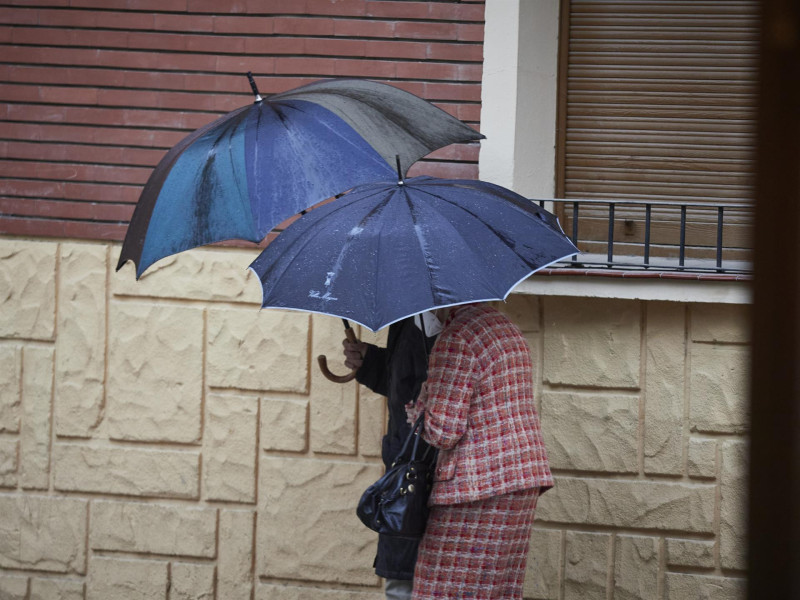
left=515, top=268, right=753, bottom=304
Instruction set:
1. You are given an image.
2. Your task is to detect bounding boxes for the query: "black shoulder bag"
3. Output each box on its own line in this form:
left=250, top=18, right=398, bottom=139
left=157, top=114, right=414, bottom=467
left=356, top=413, right=437, bottom=537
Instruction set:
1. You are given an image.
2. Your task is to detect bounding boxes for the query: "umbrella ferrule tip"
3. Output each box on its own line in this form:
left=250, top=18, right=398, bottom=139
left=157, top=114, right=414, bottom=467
left=253, top=95, right=263, bottom=103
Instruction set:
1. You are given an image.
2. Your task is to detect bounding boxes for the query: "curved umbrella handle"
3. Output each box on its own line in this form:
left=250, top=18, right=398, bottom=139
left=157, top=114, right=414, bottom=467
left=317, top=324, right=358, bottom=383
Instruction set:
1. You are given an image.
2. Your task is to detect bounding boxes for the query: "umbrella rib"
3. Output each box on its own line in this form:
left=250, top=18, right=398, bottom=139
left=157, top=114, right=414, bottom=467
left=255, top=187, right=390, bottom=292
left=402, top=190, right=448, bottom=303
left=407, top=186, right=511, bottom=302
left=404, top=191, right=510, bottom=298
left=124, top=105, right=253, bottom=275
left=248, top=103, right=265, bottom=229
left=326, top=195, right=392, bottom=294
left=222, top=108, right=260, bottom=240
left=404, top=183, right=573, bottom=301
left=273, top=100, right=394, bottom=171
left=275, top=81, right=483, bottom=169
left=416, top=184, right=563, bottom=270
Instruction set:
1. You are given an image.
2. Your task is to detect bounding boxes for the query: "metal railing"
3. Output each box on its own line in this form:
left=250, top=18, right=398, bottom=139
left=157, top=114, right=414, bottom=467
left=540, top=198, right=754, bottom=275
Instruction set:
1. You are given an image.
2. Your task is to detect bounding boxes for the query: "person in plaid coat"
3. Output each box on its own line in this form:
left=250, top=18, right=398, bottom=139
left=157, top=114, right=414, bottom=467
left=406, top=303, right=553, bottom=599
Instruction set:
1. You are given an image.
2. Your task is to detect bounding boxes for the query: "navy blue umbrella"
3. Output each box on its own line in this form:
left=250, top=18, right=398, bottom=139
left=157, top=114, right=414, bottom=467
left=117, top=76, right=483, bottom=278
left=248, top=175, right=579, bottom=333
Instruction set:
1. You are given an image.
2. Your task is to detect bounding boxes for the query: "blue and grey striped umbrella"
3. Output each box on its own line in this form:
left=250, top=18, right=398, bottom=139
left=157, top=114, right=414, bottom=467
left=117, top=77, right=483, bottom=278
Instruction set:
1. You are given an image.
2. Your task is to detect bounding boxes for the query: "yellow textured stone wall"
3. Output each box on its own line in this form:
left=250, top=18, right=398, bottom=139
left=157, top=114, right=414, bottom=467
left=0, top=237, right=749, bottom=599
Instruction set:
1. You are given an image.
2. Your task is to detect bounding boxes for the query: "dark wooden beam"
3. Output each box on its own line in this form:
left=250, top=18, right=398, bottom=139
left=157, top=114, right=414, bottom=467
left=749, top=0, right=800, bottom=596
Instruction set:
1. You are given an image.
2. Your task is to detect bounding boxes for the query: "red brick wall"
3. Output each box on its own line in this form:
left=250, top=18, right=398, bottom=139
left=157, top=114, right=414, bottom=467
left=0, top=1, right=485, bottom=241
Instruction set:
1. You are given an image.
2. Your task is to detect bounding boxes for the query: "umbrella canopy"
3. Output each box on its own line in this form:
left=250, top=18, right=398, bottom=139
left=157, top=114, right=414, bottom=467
left=117, top=77, right=484, bottom=278
left=248, top=176, right=579, bottom=332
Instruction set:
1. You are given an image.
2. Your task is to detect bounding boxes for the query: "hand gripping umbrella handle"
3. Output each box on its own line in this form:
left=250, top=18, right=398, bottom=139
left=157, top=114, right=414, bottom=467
left=317, top=323, right=358, bottom=384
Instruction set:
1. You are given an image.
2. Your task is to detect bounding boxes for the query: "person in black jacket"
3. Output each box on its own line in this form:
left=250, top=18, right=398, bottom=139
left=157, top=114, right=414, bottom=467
left=343, top=314, right=439, bottom=600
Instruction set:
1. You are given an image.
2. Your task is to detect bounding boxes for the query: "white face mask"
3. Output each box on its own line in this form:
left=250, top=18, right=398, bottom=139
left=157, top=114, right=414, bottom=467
left=414, top=311, right=444, bottom=337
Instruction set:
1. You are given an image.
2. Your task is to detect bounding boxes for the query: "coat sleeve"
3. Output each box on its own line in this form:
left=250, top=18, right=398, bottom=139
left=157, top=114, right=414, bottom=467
left=355, top=343, right=389, bottom=397
left=421, top=332, right=477, bottom=450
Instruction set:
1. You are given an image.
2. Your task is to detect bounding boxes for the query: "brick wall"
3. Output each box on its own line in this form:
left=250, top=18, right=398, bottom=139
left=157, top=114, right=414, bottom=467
left=0, top=1, right=485, bottom=241
left=0, top=236, right=749, bottom=599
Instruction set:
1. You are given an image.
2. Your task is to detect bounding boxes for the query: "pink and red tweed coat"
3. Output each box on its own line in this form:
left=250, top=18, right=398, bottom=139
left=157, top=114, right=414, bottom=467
left=417, top=303, right=553, bottom=506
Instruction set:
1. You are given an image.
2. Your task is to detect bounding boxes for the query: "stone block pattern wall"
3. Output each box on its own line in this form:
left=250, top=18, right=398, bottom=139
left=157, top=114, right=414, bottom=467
left=0, top=237, right=749, bottom=599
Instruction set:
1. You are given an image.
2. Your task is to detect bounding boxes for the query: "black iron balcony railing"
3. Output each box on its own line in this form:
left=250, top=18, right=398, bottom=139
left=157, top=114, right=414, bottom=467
left=540, top=198, right=754, bottom=276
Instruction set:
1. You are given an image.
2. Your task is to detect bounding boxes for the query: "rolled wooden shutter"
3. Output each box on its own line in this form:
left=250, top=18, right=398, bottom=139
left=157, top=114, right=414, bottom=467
left=557, top=0, right=759, bottom=261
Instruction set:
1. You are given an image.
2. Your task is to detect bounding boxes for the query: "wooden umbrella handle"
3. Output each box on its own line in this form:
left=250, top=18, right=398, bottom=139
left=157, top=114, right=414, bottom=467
left=317, top=326, right=358, bottom=383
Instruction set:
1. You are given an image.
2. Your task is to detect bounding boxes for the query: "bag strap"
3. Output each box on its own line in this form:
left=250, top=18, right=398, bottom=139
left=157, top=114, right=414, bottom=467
left=394, top=313, right=438, bottom=466
left=394, top=413, right=425, bottom=464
